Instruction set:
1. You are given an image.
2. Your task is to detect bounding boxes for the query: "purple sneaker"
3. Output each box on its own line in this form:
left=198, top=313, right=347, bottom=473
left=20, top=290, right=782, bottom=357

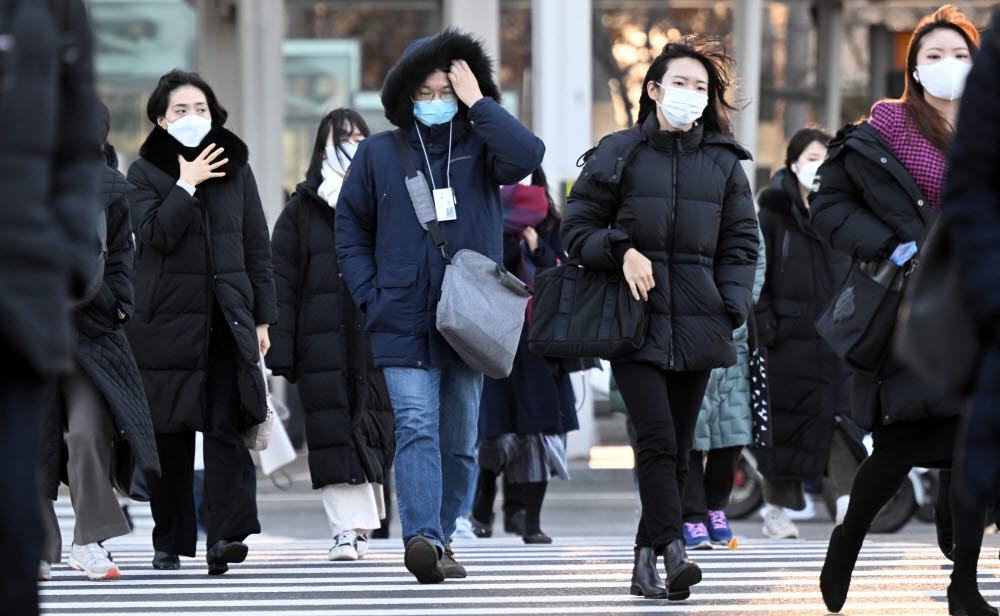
left=683, top=522, right=713, bottom=550
left=708, top=509, right=734, bottom=545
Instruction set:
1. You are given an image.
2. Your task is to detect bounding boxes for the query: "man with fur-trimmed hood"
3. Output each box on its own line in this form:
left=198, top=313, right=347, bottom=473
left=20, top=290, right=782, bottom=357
left=335, top=29, right=544, bottom=583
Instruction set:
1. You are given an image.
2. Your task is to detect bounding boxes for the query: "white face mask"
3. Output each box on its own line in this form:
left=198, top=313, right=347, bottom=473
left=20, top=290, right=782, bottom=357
left=914, top=57, right=973, bottom=101
left=793, top=159, right=824, bottom=192
left=324, top=141, right=357, bottom=177
left=165, top=114, right=212, bottom=148
left=655, top=83, right=709, bottom=129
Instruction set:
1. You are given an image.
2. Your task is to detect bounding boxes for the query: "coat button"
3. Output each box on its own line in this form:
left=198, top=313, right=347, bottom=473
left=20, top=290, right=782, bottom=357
left=617, top=156, right=623, bottom=161
left=417, top=361, right=422, bottom=366
left=917, top=199, right=924, bottom=206
left=880, top=157, right=887, bottom=163
left=611, top=175, right=617, bottom=179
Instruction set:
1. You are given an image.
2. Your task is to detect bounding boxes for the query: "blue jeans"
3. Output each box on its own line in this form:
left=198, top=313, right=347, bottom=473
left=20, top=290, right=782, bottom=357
left=383, top=360, right=483, bottom=549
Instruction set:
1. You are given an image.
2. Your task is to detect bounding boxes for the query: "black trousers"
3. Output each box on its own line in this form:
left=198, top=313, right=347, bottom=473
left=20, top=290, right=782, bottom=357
left=682, top=446, right=742, bottom=524
left=149, top=315, right=260, bottom=556
left=0, top=357, right=44, bottom=616
left=611, top=362, right=711, bottom=552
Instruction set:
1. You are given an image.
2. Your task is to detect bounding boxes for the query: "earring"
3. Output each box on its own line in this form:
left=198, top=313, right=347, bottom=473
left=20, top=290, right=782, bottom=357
left=913, top=70, right=920, bottom=83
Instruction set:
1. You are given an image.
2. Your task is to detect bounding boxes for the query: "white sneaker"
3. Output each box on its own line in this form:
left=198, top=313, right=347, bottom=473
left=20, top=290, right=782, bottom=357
left=329, top=530, right=359, bottom=561
left=356, top=533, right=369, bottom=559
left=68, top=542, right=121, bottom=580
left=786, top=496, right=816, bottom=521
left=835, top=495, right=850, bottom=525
left=38, top=561, right=52, bottom=582
left=453, top=516, right=477, bottom=539
left=762, top=505, right=799, bottom=539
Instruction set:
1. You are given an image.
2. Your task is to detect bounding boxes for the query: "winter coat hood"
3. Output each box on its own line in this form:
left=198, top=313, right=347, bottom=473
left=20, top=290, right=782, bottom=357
left=138, top=124, right=249, bottom=180
left=381, top=28, right=502, bottom=130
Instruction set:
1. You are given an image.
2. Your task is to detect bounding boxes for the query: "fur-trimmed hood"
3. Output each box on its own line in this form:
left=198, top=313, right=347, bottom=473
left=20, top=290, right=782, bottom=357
left=138, top=125, right=249, bottom=180
left=381, top=28, right=502, bottom=130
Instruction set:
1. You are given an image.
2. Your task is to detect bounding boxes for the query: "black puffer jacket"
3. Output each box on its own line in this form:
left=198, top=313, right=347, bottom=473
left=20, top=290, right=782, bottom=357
left=126, top=126, right=277, bottom=434
left=269, top=179, right=395, bottom=489
left=42, top=149, right=160, bottom=500
left=753, top=169, right=850, bottom=483
left=561, top=114, right=759, bottom=371
left=809, top=121, right=958, bottom=429
left=0, top=0, right=101, bottom=376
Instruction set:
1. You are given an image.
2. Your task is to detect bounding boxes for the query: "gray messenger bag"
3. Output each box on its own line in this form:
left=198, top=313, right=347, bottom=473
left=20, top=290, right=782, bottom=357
left=392, top=130, right=531, bottom=379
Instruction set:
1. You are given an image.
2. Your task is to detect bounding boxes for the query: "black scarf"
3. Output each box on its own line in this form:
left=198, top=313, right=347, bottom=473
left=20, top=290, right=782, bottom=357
left=137, top=125, right=249, bottom=180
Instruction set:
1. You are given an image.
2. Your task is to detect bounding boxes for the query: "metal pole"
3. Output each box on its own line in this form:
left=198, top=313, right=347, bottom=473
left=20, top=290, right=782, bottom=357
left=732, top=0, right=763, bottom=194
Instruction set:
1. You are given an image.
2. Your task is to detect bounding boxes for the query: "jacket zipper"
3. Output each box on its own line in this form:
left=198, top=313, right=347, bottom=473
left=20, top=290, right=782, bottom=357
left=202, top=205, right=216, bottom=400
left=668, top=135, right=680, bottom=371
left=780, top=230, right=790, bottom=274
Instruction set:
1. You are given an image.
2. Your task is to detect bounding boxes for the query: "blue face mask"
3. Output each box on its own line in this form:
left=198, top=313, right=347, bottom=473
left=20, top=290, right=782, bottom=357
left=412, top=99, right=458, bottom=126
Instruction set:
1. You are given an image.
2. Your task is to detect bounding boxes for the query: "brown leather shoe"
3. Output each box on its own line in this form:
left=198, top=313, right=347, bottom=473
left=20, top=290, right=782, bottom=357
left=441, top=543, right=467, bottom=578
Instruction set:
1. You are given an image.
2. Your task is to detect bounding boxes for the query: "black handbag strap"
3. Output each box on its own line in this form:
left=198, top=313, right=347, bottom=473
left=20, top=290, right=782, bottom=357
left=392, top=129, right=451, bottom=264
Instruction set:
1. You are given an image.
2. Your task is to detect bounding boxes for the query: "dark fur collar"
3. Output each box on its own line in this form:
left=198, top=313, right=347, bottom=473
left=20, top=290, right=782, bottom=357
left=138, top=125, right=249, bottom=180
left=381, top=28, right=502, bottom=130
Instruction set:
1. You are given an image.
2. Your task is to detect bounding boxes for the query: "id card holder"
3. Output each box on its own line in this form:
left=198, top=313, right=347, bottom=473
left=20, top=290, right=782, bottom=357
left=433, top=188, right=457, bottom=221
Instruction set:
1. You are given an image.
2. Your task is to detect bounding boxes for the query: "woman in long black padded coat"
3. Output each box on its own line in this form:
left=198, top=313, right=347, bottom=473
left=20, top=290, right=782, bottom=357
left=269, top=109, right=395, bottom=562
left=126, top=70, right=276, bottom=575
left=561, top=39, right=758, bottom=600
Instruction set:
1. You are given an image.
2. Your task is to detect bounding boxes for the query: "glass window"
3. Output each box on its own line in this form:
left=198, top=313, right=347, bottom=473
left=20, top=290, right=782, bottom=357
left=89, top=0, right=196, bottom=171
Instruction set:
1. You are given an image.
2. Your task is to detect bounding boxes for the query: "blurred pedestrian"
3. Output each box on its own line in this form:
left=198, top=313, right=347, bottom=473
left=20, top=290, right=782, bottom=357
left=809, top=7, right=993, bottom=615
left=0, top=0, right=101, bottom=611
left=562, top=37, right=759, bottom=600
left=269, top=108, right=395, bottom=562
left=752, top=128, right=856, bottom=540
left=680, top=227, right=764, bottom=549
left=942, top=8, right=1000, bottom=518
left=38, top=103, right=160, bottom=582
left=127, top=70, right=276, bottom=575
left=335, top=29, right=544, bottom=584
left=471, top=168, right=579, bottom=545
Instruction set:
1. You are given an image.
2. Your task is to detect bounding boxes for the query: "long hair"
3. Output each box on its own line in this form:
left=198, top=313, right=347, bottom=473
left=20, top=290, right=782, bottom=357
left=896, top=5, right=980, bottom=151
left=305, top=108, right=371, bottom=186
left=784, top=127, right=832, bottom=172
left=532, top=167, right=561, bottom=236
left=146, top=69, right=229, bottom=126
left=635, top=37, right=740, bottom=138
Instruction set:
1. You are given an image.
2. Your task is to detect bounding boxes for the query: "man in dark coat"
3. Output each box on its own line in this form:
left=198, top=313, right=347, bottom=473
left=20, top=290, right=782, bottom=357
left=942, top=9, right=1000, bottom=505
left=0, top=0, right=100, bottom=611
left=39, top=122, right=160, bottom=579
left=335, top=29, right=545, bottom=583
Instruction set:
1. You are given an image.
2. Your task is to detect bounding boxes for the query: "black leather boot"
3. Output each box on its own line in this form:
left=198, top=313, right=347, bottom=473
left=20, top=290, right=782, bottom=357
left=820, top=524, right=864, bottom=613
left=629, top=547, right=668, bottom=599
left=662, top=538, right=701, bottom=600
left=948, top=545, right=999, bottom=616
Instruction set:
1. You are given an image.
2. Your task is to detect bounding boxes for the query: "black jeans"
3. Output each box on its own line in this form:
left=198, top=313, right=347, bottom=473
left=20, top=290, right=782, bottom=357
left=611, top=362, right=711, bottom=552
left=149, top=312, right=260, bottom=556
left=682, top=446, right=742, bottom=524
left=0, top=357, right=44, bottom=616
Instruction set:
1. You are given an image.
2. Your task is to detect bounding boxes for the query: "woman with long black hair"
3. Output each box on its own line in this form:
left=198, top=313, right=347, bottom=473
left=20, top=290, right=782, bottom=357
left=561, top=38, right=759, bottom=600
left=127, top=70, right=276, bottom=575
left=809, top=6, right=992, bottom=614
left=269, top=109, right=395, bottom=562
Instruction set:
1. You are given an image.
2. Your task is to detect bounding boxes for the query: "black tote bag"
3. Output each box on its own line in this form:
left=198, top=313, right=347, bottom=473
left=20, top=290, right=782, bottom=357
left=895, top=219, right=983, bottom=395
left=745, top=309, right=773, bottom=449
left=527, top=260, right=646, bottom=359
left=814, top=259, right=907, bottom=372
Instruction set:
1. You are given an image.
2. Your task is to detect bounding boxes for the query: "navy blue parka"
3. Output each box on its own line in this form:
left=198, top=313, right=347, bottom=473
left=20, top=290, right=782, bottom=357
left=335, top=30, right=545, bottom=369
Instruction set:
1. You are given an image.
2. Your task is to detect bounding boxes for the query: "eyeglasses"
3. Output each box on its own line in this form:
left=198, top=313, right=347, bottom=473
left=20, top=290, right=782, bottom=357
left=412, top=91, right=456, bottom=102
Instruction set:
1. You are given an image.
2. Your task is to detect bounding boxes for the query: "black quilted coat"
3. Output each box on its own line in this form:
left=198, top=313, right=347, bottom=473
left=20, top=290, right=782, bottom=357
left=268, top=179, right=395, bottom=489
left=42, top=148, right=161, bottom=500
left=561, top=114, right=759, bottom=371
left=752, top=169, right=851, bottom=483
left=126, top=126, right=277, bottom=434
left=809, top=121, right=959, bottom=429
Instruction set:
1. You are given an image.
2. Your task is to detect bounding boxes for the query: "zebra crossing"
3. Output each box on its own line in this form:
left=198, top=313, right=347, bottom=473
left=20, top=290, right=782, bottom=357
left=41, top=504, right=999, bottom=615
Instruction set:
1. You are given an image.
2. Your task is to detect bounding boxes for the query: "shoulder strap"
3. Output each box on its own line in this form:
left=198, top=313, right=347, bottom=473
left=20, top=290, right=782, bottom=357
left=295, top=195, right=309, bottom=293
left=392, top=129, right=451, bottom=263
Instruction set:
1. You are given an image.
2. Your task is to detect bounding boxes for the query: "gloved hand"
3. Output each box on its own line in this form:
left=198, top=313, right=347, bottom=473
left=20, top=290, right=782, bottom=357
left=889, top=241, right=918, bottom=266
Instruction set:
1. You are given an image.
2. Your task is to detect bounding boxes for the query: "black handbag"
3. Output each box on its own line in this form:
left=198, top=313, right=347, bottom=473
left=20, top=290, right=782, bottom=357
left=746, top=309, right=773, bottom=449
left=527, top=260, right=646, bottom=359
left=814, top=258, right=909, bottom=372
left=895, top=219, right=983, bottom=395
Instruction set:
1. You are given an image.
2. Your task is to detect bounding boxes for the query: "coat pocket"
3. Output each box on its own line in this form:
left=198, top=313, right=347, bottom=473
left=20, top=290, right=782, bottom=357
left=365, top=264, right=422, bottom=334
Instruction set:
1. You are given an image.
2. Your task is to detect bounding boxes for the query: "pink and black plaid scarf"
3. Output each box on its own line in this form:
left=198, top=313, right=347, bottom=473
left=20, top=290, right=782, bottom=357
left=868, top=101, right=948, bottom=210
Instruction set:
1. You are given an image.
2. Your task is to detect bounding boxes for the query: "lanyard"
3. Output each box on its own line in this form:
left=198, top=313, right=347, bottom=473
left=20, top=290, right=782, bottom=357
left=414, top=120, right=453, bottom=191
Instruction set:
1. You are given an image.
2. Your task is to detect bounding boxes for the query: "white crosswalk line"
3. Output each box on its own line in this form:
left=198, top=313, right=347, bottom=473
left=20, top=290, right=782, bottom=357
left=40, top=506, right=1000, bottom=615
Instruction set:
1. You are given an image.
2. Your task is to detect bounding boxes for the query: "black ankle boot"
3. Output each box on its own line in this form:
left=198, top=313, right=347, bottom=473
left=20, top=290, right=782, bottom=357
left=948, top=545, right=999, bottom=616
left=629, top=547, right=668, bottom=599
left=662, top=538, right=701, bottom=600
left=820, top=524, right=864, bottom=613
left=935, top=507, right=954, bottom=561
